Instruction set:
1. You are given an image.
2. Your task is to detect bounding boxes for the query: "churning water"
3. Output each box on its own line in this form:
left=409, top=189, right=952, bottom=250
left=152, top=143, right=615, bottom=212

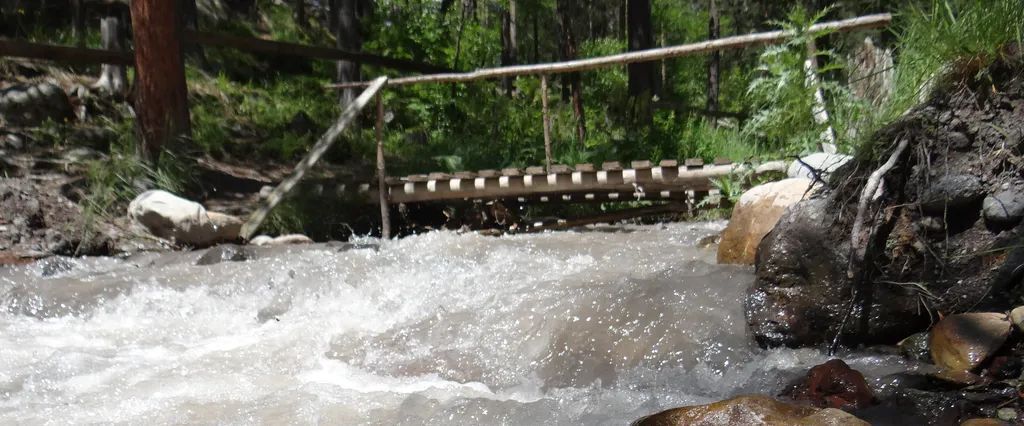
left=0, top=222, right=908, bottom=424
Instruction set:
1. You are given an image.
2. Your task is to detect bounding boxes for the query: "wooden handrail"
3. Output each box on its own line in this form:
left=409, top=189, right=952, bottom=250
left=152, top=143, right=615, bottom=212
left=327, top=13, right=891, bottom=89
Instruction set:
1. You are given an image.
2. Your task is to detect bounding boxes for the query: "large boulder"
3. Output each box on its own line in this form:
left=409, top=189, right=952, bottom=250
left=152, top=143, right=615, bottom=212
left=634, top=395, right=868, bottom=425
left=717, top=178, right=813, bottom=265
left=788, top=153, right=852, bottom=181
left=746, top=198, right=928, bottom=348
left=128, top=190, right=241, bottom=247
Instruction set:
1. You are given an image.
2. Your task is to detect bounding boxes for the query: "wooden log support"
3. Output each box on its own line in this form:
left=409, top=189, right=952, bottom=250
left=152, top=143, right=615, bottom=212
left=0, top=38, right=133, bottom=65
left=376, top=93, right=391, bottom=239
left=240, top=76, right=388, bottom=239
left=541, top=74, right=553, bottom=172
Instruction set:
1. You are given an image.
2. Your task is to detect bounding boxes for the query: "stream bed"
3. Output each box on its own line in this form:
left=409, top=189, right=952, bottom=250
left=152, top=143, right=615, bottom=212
left=0, top=222, right=911, bottom=424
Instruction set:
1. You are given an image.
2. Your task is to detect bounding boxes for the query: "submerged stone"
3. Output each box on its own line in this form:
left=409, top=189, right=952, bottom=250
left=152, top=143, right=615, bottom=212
left=634, top=395, right=868, bottom=426
left=784, top=359, right=874, bottom=411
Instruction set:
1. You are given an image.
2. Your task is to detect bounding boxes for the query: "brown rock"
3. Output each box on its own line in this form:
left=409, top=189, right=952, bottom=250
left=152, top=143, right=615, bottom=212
left=634, top=395, right=868, bottom=426
left=930, top=312, right=1012, bottom=372
left=785, top=359, right=874, bottom=411
left=960, top=419, right=1012, bottom=426
left=718, top=178, right=813, bottom=265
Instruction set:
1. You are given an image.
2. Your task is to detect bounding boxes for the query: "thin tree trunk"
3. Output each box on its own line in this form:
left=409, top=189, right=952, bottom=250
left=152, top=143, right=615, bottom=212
left=295, top=0, right=307, bottom=28
left=336, top=0, right=361, bottom=107
left=627, top=0, right=655, bottom=96
left=71, top=0, right=85, bottom=46
left=541, top=74, right=552, bottom=170
left=532, top=10, right=539, bottom=64
left=556, top=0, right=585, bottom=145
left=95, top=15, right=127, bottom=98
left=129, top=0, right=191, bottom=162
left=329, top=0, right=338, bottom=33
left=500, top=0, right=518, bottom=96
left=706, top=0, right=721, bottom=125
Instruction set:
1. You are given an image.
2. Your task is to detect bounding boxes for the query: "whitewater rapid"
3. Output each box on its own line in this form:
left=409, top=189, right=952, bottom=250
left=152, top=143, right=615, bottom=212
left=0, top=222, right=908, bottom=424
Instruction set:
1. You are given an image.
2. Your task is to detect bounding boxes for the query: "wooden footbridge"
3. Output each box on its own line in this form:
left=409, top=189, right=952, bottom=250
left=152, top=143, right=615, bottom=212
left=332, top=159, right=786, bottom=205
left=237, top=13, right=889, bottom=239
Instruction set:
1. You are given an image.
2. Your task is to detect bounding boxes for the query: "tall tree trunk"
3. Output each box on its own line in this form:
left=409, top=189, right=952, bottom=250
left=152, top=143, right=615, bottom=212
left=336, top=0, right=361, bottom=107
left=95, top=14, right=127, bottom=98
left=556, top=0, right=586, bottom=146
left=129, top=0, right=191, bottom=162
left=532, top=10, right=539, bottom=63
left=500, top=0, right=518, bottom=96
left=706, top=0, right=721, bottom=125
left=627, top=0, right=656, bottom=97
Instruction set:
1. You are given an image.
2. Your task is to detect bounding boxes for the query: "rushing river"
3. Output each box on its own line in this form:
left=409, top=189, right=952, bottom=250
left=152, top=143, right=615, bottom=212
left=0, top=222, right=909, bottom=424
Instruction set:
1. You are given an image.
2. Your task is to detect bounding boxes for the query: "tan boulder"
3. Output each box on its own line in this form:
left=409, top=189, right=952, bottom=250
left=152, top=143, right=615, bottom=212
left=634, top=395, right=868, bottom=426
left=930, top=312, right=1012, bottom=372
left=127, top=190, right=242, bottom=247
left=717, top=178, right=814, bottom=264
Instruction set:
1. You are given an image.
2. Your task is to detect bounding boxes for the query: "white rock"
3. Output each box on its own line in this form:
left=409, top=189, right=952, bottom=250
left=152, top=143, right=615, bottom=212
left=718, top=178, right=815, bottom=265
left=250, top=235, right=274, bottom=246
left=249, top=234, right=313, bottom=246
left=788, top=153, right=852, bottom=180
left=127, top=190, right=241, bottom=247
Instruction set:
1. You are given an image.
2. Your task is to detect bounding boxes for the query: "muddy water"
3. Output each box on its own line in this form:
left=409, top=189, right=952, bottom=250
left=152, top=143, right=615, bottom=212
left=0, top=222, right=909, bottom=424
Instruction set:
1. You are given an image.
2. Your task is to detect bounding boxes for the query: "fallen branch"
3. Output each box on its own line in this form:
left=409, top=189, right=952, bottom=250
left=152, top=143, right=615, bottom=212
left=239, top=76, right=388, bottom=240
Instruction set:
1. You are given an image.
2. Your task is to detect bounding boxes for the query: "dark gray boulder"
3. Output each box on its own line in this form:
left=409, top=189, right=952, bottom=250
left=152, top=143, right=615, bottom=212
left=196, top=244, right=255, bottom=265
left=919, top=174, right=985, bottom=214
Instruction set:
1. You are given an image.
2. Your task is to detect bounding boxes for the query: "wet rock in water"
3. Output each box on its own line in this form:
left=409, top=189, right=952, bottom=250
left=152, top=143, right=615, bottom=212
left=930, top=313, right=1012, bottom=372
left=37, top=257, right=74, bottom=277
left=787, top=153, right=852, bottom=181
left=633, top=395, right=868, bottom=426
left=717, top=178, right=813, bottom=265
left=746, top=198, right=927, bottom=347
left=128, top=190, right=242, bottom=247
left=898, top=332, right=932, bottom=362
left=0, top=82, right=73, bottom=127
left=983, top=190, right=1024, bottom=227
left=784, top=359, right=874, bottom=411
left=196, top=244, right=254, bottom=265
left=919, top=174, right=985, bottom=214
left=961, top=419, right=1013, bottom=426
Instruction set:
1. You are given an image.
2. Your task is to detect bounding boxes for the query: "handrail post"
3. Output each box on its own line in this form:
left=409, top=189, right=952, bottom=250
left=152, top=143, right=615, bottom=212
left=541, top=74, right=553, bottom=172
left=376, top=92, right=391, bottom=239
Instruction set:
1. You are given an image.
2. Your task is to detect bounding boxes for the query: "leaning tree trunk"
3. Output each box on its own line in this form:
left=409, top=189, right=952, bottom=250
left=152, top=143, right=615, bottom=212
left=129, top=0, right=191, bottom=162
left=94, top=15, right=127, bottom=98
left=556, top=0, right=586, bottom=146
left=336, top=0, right=361, bottom=107
left=706, top=0, right=721, bottom=125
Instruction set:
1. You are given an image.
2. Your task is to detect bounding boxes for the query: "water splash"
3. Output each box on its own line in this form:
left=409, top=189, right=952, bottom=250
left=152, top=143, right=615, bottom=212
left=0, top=222, right=906, bottom=424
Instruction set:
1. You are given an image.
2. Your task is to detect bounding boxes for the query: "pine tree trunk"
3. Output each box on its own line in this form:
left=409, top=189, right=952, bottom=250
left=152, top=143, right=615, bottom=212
left=706, top=0, right=721, bottom=125
left=336, top=0, right=362, bottom=107
left=129, top=0, right=191, bottom=162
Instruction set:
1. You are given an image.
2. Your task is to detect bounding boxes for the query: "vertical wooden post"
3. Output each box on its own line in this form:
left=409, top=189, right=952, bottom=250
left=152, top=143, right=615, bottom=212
left=541, top=74, right=553, bottom=172
left=804, top=39, right=837, bottom=153
left=376, top=93, right=391, bottom=239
